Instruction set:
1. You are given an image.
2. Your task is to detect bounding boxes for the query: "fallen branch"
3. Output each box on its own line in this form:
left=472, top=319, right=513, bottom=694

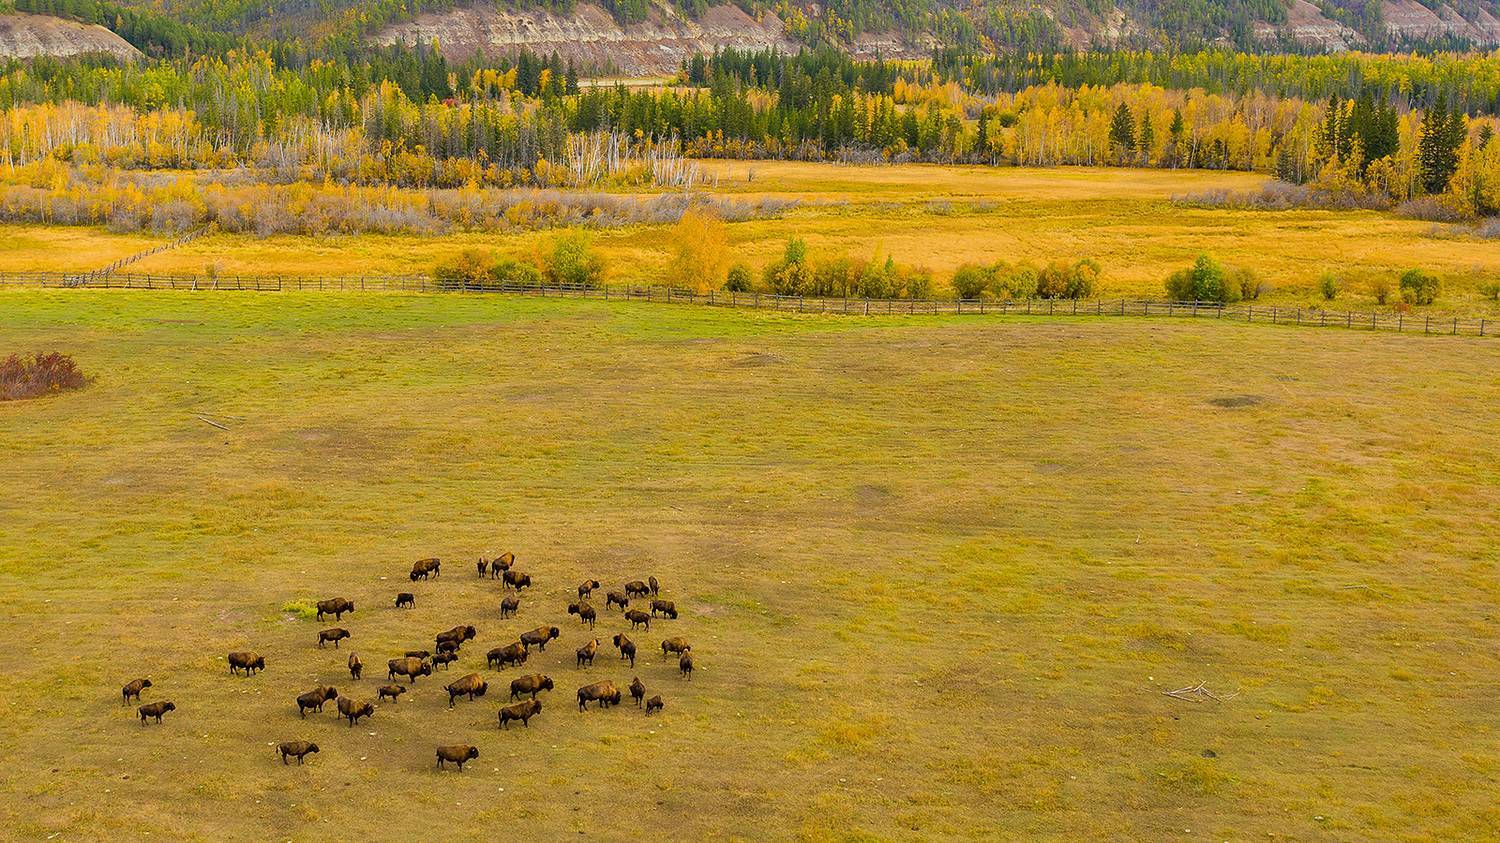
left=196, top=416, right=229, bottom=430
left=1162, top=682, right=1238, bottom=703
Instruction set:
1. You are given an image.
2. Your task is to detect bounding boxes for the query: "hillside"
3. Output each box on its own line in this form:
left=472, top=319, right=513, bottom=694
left=0, top=11, right=140, bottom=59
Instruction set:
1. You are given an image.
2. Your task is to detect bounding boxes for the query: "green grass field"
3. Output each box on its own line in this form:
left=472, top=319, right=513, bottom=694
left=1, top=290, right=1497, bottom=839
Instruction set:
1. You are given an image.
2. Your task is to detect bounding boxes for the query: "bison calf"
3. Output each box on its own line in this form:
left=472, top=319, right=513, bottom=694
left=228, top=651, right=265, bottom=676
left=645, top=695, right=663, bottom=715
left=317, top=628, right=350, bottom=648
left=121, top=678, right=152, bottom=705
left=445, top=673, right=488, bottom=708
left=432, top=651, right=459, bottom=670
left=138, top=700, right=175, bottom=724
left=499, top=698, right=542, bottom=729
left=613, top=633, right=637, bottom=668
left=436, top=744, right=478, bottom=771
left=296, top=686, right=338, bottom=717
left=336, top=696, right=374, bottom=727
left=509, top=674, right=554, bottom=700
left=278, top=740, right=319, bottom=764
left=377, top=684, right=406, bottom=704
left=395, top=592, right=415, bottom=609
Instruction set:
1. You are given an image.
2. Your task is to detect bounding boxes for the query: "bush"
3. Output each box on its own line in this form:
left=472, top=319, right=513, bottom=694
left=546, top=231, right=606, bottom=287
left=1165, top=254, right=1231, bottom=302
left=432, top=248, right=493, bottom=288
left=951, top=264, right=992, bottom=300
left=1369, top=276, right=1393, bottom=305
left=490, top=257, right=543, bottom=286
left=665, top=207, right=729, bottom=293
left=724, top=263, right=754, bottom=292
left=1229, top=267, right=1266, bottom=301
left=1480, top=280, right=1500, bottom=301
left=1399, top=268, right=1441, bottom=305
left=763, top=238, right=812, bottom=295
left=1319, top=273, right=1340, bottom=301
left=992, top=262, right=1038, bottom=300
left=0, top=352, right=87, bottom=401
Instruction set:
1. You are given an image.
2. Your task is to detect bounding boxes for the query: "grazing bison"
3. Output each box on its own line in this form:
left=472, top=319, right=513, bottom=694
left=648, top=576, right=660, bottom=597
left=624, top=609, right=651, bottom=630
left=509, top=674, right=554, bottom=701
left=487, top=643, right=528, bottom=670
left=377, top=684, right=406, bottom=704
left=500, top=595, right=520, bottom=618
left=336, top=696, right=374, bottom=727
left=432, top=651, right=459, bottom=670
left=296, top=686, right=339, bottom=717
left=444, top=673, right=488, bottom=708
left=576, top=637, right=599, bottom=668
left=121, top=678, right=152, bottom=705
left=613, top=633, right=636, bottom=668
left=605, top=591, right=629, bottom=611
left=315, top=598, right=354, bottom=622
left=436, top=625, right=477, bottom=651
left=138, top=700, right=175, bottom=724
left=567, top=601, right=597, bottom=629
left=577, top=680, right=622, bottom=711
left=410, top=558, right=440, bottom=581
left=404, top=649, right=431, bottom=660
left=661, top=637, right=691, bottom=657
left=577, top=579, right=601, bottom=600
left=519, top=626, right=560, bottom=652
left=679, top=652, right=694, bottom=679
left=278, top=741, right=319, bottom=764
left=629, top=676, right=646, bottom=707
left=646, top=694, right=663, bottom=715
left=228, top=651, right=265, bottom=676
left=395, top=592, right=415, bottom=609
left=650, top=600, right=677, bottom=620
left=499, top=698, right=542, bottom=729
left=348, top=652, right=363, bottom=680
left=388, top=656, right=432, bottom=683
left=436, top=744, right=478, bottom=771
left=502, top=569, right=532, bottom=591
left=624, top=580, right=650, bottom=598
left=317, top=628, right=350, bottom=648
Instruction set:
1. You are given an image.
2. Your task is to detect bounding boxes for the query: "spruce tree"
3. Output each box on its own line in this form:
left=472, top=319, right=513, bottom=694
left=1108, top=102, right=1135, bottom=157
left=1419, top=95, right=1462, bottom=194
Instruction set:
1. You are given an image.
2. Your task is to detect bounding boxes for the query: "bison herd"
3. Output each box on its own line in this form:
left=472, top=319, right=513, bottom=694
left=121, top=552, right=698, bottom=772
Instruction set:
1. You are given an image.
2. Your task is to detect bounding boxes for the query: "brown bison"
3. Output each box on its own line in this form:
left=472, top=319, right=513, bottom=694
left=519, top=626, right=560, bottom=652
left=436, top=744, right=478, bottom=771
left=629, top=676, right=646, bottom=706
left=613, top=633, right=636, bottom=668
left=278, top=740, right=319, bottom=764
left=577, top=579, right=601, bottom=600
left=491, top=552, right=515, bottom=576
left=577, top=680, right=622, bottom=711
left=645, top=694, right=663, bottom=715
left=348, top=652, right=363, bottom=680
left=315, top=598, right=354, bottom=622
left=576, top=637, right=599, bottom=668
left=444, top=673, right=488, bottom=708
left=661, top=637, right=691, bottom=657
left=605, top=591, right=629, bottom=611
left=432, top=651, right=459, bottom=670
left=650, top=600, right=677, bottom=620
left=228, top=651, right=265, bottom=676
left=138, top=700, right=175, bottom=724
left=679, top=651, right=694, bottom=679
left=410, top=558, right=440, bottom=581
left=499, top=698, right=542, bottom=729
left=624, top=609, right=651, bottom=630
left=337, top=696, right=374, bottom=727
left=567, top=602, right=597, bottom=629
left=395, top=592, right=415, bottom=609
left=404, top=649, right=431, bottom=660
left=388, top=656, right=432, bottom=683
left=436, top=640, right=460, bottom=656
left=487, top=642, right=528, bottom=670
left=503, top=569, right=532, bottom=591
left=121, top=678, right=152, bottom=705
left=296, top=686, right=339, bottom=717
left=648, top=576, right=660, bottom=597
left=317, top=628, right=350, bottom=648
left=509, top=674, right=554, bottom=700
left=477, top=558, right=490, bottom=578
left=499, top=595, right=520, bottom=618
left=624, top=580, right=651, bottom=598
left=377, top=684, right=406, bottom=704
left=436, top=625, right=477, bottom=651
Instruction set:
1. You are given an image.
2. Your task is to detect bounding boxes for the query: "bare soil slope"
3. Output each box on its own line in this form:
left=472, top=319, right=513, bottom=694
left=0, top=12, right=139, bottom=60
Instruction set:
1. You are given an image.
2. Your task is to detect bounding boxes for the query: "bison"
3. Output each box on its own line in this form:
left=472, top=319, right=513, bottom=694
left=336, top=696, right=374, bottom=727
left=577, top=680, right=621, bottom=711
left=436, top=625, right=477, bottom=651
left=228, top=651, right=265, bottom=676
left=498, top=698, right=542, bottom=729
left=648, top=576, right=660, bottom=597
left=491, top=552, right=515, bottom=576
left=278, top=740, right=319, bottom=764
left=487, top=643, right=528, bottom=670
left=605, top=591, right=629, bottom=611
left=503, top=569, right=532, bottom=591
left=578, top=579, right=601, bottom=600
left=432, top=651, right=459, bottom=670
left=138, top=700, right=175, bottom=724
left=395, top=592, right=415, bottom=609
left=444, top=673, right=488, bottom=708
left=645, top=694, right=663, bottom=715
left=388, top=656, right=432, bottom=683
left=348, top=652, right=363, bottom=680
left=624, top=580, right=650, bottom=598
left=410, top=558, right=440, bottom=581
left=679, top=651, right=694, bottom=679
left=315, top=598, right=354, bottom=622
left=519, top=626, right=560, bottom=652
left=436, top=744, right=478, bottom=771
left=476, top=558, right=489, bottom=578
left=436, top=640, right=460, bottom=656
left=650, top=600, right=677, bottom=620
left=576, top=637, right=599, bottom=668
left=624, top=609, right=651, bottom=630
left=121, top=678, right=152, bottom=705
left=629, top=676, right=646, bottom=707
left=404, top=649, right=431, bottom=660
left=377, top=684, right=406, bottom=704
left=296, top=685, right=338, bottom=717
left=499, top=595, right=520, bottom=618
left=567, top=602, right=597, bottom=629
left=613, top=633, right=636, bottom=668
left=661, top=637, right=691, bottom=657
left=509, top=674, right=554, bottom=701
left=317, top=628, right=350, bottom=648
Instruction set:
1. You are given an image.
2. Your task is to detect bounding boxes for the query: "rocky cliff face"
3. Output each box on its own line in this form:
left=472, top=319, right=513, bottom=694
left=0, top=12, right=140, bottom=60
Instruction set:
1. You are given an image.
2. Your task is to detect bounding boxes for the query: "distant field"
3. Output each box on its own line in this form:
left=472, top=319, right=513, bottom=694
left=2, top=162, right=1497, bottom=310
left=1, top=290, right=1497, bottom=839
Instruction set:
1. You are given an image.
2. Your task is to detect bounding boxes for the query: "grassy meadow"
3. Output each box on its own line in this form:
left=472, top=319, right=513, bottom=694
left=2, top=162, right=1498, bottom=311
left=0, top=290, right=1497, bottom=839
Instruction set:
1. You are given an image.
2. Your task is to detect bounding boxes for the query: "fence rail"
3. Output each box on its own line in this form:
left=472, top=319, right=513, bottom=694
left=0, top=271, right=1492, bottom=338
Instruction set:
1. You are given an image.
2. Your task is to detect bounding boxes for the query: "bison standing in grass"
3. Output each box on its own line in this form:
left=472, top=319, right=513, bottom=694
left=337, top=696, right=374, bottom=727
left=509, top=674, right=553, bottom=700
left=650, top=600, right=677, bottom=619
left=410, top=558, right=440, bottom=581
left=576, top=637, right=599, bottom=668
left=577, top=680, right=622, bottom=711
left=436, top=745, right=478, bottom=771
left=436, top=625, right=477, bottom=651
left=278, top=741, right=319, bottom=764
left=377, top=684, right=406, bottom=704
left=296, top=686, right=339, bottom=717
left=315, top=598, right=354, bottom=622
left=138, top=701, right=175, bottom=724
left=613, top=633, right=636, bottom=668
left=679, top=652, right=694, bottom=679
left=444, top=673, right=488, bottom=708
left=503, top=569, right=532, bottom=591
left=228, top=651, right=265, bottom=676
left=318, top=628, right=350, bottom=648
left=487, top=643, right=528, bottom=670
left=605, top=591, right=629, bottom=611
left=629, top=677, right=646, bottom=707
left=499, top=698, right=542, bottom=729
left=577, top=579, right=600, bottom=600
left=121, top=678, right=152, bottom=705
left=567, top=601, right=597, bottom=629
left=395, top=592, right=415, bottom=609
left=624, top=580, right=651, bottom=598
left=660, top=637, right=691, bottom=657
left=624, top=609, right=651, bottom=630
left=388, top=656, right=432, bottom=683
left=520, top=626, right=560, bottom=652
left=348, top=652, right=363, bottom=680
left=500, top=595, right=520, bottom=618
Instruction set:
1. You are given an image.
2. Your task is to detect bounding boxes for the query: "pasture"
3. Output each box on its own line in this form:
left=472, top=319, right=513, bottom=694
left=2, top=162, right=1498, bottom=310
left=1, top=289, right=1497, bottom=839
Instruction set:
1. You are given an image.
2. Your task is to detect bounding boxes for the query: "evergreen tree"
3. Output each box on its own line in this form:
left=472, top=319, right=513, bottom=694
left=1137, top=112, right=1154, bottom=164
left=1108, top=102, right=1135, bottom=157
left=1418, top=95, right=1462, bottom=194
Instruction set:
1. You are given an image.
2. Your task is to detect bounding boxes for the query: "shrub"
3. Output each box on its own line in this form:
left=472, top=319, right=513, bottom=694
left=490, top=257, right=543, bottom=286
left=546, top=231, right=606, bottom=287
left=992, top=262, right=1038, bottom=300
left=951, top=264, right=992, bottom=300
left=1480, top=280, right=1500, bottom=301
left=0, top=352, right=87, bottom=401
left=1034, top=259, right=1100, bottom=300
left=280, top=600, right=318, bottom=620
left=763, top=238, right=813, bottom=295
left=433, top=248, right=493, bottom=288
left=1319, top=273, right=1340, bottom=301
left=904, top=268, right=934, bottom=300
left=1229, top=267, right=1266, bottom=301
left=665, top=207, right=729, bottom=293
left=724, top=263, right=754, bottom=292
left=1399, top=268, right=1441, bottom=305
left=1165, top=254, right=1231, bottom=302
left=1369, top=276, right=1393, bottom=305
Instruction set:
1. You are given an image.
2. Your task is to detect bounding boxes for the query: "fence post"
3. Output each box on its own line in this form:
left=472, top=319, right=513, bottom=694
left=1425, top=315, right=1430, bottom=334
left=1453, top=318, right=1458, bottom=335
left=1482, top=318, right=1487, bottom=337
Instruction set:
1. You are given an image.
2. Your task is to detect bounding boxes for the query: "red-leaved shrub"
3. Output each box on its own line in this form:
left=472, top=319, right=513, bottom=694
left=0, top=352, right=88, bottom=401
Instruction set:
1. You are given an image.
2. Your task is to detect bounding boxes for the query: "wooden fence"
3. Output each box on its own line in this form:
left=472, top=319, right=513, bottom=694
left=0, top=270, right=1493, bottom=338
